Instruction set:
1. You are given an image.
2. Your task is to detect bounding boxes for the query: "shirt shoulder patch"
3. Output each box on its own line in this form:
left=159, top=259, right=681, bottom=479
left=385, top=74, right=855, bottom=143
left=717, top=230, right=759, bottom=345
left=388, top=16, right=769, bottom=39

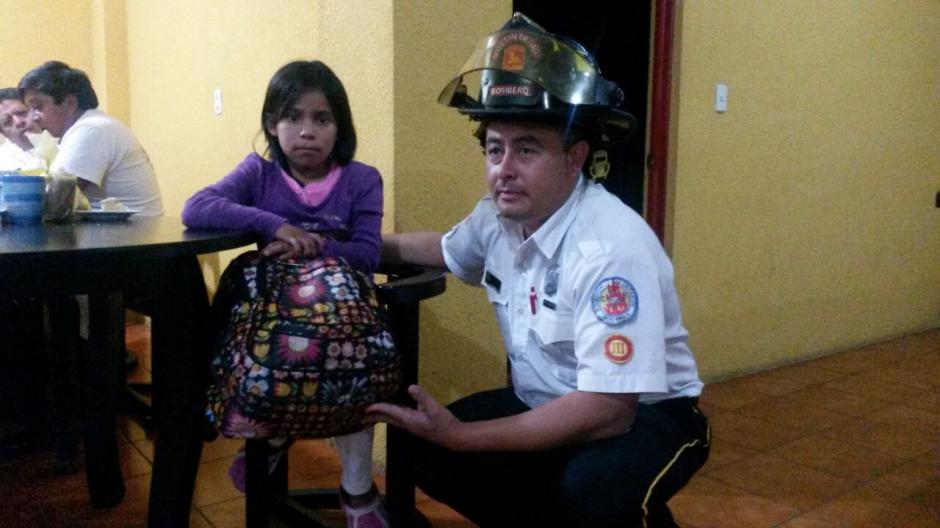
left=603, top=334, right=634, bottom=364
left=591, top=276, right=639, bottom=325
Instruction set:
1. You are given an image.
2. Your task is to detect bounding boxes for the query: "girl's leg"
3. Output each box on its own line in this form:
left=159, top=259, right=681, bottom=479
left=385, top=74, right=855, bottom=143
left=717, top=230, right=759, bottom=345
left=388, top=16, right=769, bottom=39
left=334, top=426, right=389, bottom=527
left=333, top=426, right=375, bottom=495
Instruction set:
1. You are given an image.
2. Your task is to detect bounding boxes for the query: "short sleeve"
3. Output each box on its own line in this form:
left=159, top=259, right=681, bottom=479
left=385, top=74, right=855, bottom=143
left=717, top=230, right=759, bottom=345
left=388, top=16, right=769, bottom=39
left=441, top=197, right=497, bottom=286
left=572, top=250, right=669, bottom=395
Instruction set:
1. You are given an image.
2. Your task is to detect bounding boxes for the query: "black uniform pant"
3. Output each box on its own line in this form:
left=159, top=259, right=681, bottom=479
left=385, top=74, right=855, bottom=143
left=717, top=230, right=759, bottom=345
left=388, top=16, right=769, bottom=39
left=412, top=388, right=710, bottom=528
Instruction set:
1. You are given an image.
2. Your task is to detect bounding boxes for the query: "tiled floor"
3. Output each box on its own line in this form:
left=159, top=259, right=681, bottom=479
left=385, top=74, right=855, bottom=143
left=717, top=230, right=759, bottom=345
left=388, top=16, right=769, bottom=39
left=1, top=326, right=937, bottom=527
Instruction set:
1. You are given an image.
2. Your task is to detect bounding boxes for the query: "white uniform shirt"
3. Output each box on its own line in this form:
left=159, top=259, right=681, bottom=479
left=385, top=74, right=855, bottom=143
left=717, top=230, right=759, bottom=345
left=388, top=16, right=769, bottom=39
left=51, top=109, right=163, bottom=216
left=443, top=177, right=702, bottom=408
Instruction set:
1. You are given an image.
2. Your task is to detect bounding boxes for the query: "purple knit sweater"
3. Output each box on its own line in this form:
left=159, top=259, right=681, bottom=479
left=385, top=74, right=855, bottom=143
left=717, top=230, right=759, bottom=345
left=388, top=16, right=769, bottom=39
left=182, top=153, right=383, bottom=272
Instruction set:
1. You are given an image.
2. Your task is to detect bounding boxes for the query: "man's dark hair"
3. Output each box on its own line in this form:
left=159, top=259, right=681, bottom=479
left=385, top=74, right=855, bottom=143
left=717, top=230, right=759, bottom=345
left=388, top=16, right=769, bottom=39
left=18, top=61, right=99, bottom=110
left=261, top=60, right=357, bottom=168
left=0, top=87, right=22, bottom=103
left=473, top=118, right=588, bottom=151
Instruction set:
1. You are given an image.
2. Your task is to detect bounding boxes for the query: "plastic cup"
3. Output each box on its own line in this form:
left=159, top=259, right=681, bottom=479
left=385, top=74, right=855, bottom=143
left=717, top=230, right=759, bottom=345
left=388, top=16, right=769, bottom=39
left=0, top=173, right=46, bottom=225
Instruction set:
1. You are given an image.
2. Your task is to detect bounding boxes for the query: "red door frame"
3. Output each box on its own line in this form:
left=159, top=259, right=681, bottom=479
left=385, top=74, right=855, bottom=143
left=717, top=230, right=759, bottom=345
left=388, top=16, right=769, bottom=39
left=646, top=0, right=676, bottom=243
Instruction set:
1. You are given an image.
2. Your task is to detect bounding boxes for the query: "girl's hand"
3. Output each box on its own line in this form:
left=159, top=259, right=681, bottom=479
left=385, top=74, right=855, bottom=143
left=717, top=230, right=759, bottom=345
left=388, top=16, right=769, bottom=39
left=264, top=224, right=325, bottom=259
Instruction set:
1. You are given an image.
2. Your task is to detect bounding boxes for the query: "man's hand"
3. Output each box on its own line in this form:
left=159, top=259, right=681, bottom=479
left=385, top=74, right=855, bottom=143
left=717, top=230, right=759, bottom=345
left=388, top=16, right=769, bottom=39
left=263, top=224, right=324, bottom=259
left=365, top=385, right=464, bottom=449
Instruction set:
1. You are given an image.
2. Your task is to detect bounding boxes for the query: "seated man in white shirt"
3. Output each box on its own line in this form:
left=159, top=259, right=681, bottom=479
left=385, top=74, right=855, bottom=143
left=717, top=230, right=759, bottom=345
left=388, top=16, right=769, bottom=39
left=0, top=87, right=42, bottom=170
left=0, top=87, right=40, bottom=151
left=18, top=61, right=163, bottom=215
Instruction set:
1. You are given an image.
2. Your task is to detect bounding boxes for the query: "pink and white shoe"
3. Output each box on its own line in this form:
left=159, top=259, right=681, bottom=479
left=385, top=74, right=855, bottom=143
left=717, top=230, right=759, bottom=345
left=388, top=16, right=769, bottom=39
left=339, top=485, right=390, bottom=528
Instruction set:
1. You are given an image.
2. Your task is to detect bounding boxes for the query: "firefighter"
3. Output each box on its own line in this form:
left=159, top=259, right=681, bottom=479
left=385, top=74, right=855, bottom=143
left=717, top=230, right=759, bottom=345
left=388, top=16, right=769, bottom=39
left=369, top=13, right=709, bottom=527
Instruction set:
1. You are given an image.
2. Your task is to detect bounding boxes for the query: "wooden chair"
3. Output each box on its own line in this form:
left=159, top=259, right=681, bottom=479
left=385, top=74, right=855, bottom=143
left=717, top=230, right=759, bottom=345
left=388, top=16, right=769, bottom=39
left=243, top=263, right=446, bottom=528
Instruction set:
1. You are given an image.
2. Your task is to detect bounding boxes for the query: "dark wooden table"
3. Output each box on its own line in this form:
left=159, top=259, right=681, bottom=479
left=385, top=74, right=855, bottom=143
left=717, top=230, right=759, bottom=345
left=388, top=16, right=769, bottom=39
left=0, top=216, right=255, bottom=526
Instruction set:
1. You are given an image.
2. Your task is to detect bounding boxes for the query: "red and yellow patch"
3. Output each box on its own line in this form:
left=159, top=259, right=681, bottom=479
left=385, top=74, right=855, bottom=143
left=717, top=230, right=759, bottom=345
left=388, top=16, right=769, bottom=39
left=502, top=44, right=526, bottom=71
left=603, top=334, right=634, bottom=365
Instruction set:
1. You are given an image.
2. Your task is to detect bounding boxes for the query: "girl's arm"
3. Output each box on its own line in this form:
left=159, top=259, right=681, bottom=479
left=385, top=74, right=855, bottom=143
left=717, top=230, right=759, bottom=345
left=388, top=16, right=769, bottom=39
left=318, top=166, right=383, bottom=271
left=181, top=154, right=287, bottom=239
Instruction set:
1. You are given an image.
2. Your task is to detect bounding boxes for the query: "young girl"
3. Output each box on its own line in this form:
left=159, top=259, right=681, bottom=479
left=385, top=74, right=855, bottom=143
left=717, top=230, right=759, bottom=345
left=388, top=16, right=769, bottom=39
left=182, top=60, right=388, bottom=528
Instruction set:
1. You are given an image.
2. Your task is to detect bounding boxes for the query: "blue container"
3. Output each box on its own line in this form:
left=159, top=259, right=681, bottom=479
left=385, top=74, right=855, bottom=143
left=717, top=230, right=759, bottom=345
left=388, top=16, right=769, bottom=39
left=0, top=173, right=46, bottom=225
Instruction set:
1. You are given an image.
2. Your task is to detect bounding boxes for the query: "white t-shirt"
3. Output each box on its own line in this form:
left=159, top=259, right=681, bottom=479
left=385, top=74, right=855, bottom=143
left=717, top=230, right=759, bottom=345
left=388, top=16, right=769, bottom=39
left=51, top=109, right=163, bottom=216
left=442, top=177, right=703, bottom=408
left=0, top=137, right=33, bottom=171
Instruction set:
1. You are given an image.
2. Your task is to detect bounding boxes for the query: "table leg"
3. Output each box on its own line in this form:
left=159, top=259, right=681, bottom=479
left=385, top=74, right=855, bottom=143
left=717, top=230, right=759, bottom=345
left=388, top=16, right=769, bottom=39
left=83, top=292, right=126, bottom=508
left=147, top=257, right=210, bottom=527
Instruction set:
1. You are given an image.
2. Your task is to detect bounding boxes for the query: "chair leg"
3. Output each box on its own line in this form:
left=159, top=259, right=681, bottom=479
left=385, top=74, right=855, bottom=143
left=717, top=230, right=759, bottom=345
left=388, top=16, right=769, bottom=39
left=245, top=439, right=271, bottom=527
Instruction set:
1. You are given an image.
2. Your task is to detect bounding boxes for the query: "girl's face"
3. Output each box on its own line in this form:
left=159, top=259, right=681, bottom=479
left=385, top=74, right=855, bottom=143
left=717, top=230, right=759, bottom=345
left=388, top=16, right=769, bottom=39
left=268, top=89, right=337, bottom=183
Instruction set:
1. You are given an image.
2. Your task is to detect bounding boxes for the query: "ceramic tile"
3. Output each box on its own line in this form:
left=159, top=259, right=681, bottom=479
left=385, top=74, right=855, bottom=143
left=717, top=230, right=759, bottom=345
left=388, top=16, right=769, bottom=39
left=700, top=436, right=759, bottom=473
left=116, top=415, right=152, bottom=443
left=706, top=453, right=855, bottom=511
left=119, top=435, right=154, bottom=478
left=821, top=414, right=939, bottom=459
left=761, top=360, right=846, bottom=386
left=899, top=389, right=940, bottom=415
left=781, top=384, right=887, bottom=418
left=733, top=395, right=854, bottom=432
left=698, top=381, right=772, bottom=411
left=768, top=433, right=904, bottom=482
left=200, top=435, right=244, bottom=463
left=198, top=497, right=246, bottom=528
left=192, top=454, right=244, bottom=507
left=415, top=496, right=476, bottom=528
left=788, top=487, right=938, bottom=528
left=807, top=340, right=902, bottom=373
left=706, top=406, right=807, bottom=452
left=669, top=474, right=800, bottom=528
left=860, top=460, right=940, bottom=503
left=721, top=369, right=814, bottom=397
left=823, top=374, right=924, bottom=403
left=862, top=403, right=940, bottom=435
left=285, top=439, right=343, bottom=480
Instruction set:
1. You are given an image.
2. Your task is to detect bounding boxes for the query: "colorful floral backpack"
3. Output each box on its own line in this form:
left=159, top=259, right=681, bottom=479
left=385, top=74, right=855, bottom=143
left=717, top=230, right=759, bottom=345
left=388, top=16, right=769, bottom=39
left=206, top=251, right=399, bottom=439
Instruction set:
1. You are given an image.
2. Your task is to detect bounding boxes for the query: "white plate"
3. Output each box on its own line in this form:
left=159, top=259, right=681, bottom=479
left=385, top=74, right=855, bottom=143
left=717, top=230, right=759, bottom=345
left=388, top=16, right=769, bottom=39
left=75, top=209, right=138, bottom=222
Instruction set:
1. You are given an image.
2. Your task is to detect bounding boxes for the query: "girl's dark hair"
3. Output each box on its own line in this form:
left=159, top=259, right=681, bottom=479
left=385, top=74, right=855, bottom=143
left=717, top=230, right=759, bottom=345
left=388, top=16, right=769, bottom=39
left=261, top=60, right=357, bottom=169
left=18, top=61, right=99, bottom=110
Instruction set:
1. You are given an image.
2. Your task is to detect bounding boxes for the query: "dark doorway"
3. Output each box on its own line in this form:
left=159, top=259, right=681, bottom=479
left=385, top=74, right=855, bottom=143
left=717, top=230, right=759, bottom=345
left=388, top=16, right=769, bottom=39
left=513, top=1, right=652, bottom=214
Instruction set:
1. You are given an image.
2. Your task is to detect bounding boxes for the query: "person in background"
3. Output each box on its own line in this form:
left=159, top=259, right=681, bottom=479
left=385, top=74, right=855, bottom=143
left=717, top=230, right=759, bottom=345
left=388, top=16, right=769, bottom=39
left=18, top=61, right=163, bottom=215
left=0, top=87, right=58, bottom=464
left=367, top=13, right=710, bottom=527
left=182, top=60, right=388, bottom=528
left=0, top=87, right=41, bottom=151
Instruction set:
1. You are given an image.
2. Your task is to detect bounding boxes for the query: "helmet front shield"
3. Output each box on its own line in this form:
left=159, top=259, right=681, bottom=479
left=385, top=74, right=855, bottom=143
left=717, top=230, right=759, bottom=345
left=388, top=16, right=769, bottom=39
left=438, top=28, right=605, bottom=109
left=438, top=13, right=636, bottom=142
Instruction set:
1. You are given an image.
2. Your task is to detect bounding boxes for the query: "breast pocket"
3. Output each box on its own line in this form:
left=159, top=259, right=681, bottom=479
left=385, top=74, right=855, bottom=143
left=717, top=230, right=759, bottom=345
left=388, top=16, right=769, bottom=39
left=530, top=310, right=577, bottom=384
left=530, top=310, right=574, bottom=346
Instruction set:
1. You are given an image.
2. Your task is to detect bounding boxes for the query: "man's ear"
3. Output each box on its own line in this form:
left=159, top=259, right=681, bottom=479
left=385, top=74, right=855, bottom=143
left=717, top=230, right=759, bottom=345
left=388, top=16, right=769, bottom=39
left=63, top=94, right=79, bottom=115
left=566, top=140, right=591, bottom=177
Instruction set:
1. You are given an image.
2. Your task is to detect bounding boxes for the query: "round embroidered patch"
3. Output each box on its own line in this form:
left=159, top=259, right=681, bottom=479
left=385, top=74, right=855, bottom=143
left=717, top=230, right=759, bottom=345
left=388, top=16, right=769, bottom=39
left=590, top=277, right=638, bottom=325
left=604, top=334, right=634, bottom=364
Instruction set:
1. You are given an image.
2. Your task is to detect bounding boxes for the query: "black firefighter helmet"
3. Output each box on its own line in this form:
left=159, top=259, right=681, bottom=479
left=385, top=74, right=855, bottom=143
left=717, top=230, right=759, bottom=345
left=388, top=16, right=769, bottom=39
left=438, top=12, right=637, bottom=144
